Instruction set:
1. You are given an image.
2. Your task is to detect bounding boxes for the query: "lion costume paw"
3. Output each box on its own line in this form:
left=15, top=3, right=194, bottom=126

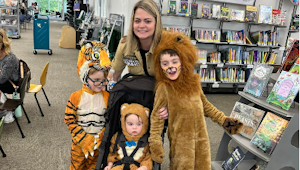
left=222, top=117, right=243, bottom=135
left=150, top=142, right=165, bottom=164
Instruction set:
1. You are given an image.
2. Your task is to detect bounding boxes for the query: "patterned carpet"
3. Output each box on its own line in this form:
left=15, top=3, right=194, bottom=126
left=0, top=21, right=241, bottom=170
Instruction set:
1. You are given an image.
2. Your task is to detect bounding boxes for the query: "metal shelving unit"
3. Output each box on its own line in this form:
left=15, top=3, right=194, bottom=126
left=0, top=2, right=21, bottom=39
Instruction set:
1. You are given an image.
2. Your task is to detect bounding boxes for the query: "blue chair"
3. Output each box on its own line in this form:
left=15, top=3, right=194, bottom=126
left=25, top=14, right=32, bottom=29
left=19, top=15, right=26, bottom=29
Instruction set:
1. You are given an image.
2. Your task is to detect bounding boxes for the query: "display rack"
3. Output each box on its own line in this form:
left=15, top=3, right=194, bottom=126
left=159, top=0, right=294, bottom=93
left=0, top=3, right=21, bottom=39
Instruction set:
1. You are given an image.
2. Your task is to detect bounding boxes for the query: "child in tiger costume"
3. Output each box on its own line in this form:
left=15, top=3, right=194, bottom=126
left=64, top=42, right=111, bottom=170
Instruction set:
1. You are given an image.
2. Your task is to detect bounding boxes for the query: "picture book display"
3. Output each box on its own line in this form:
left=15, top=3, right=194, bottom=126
left=244, top=63, right=273, bottom=97
left=168, top=1, right=176, bottom=14
left=289, top=58, right=299, bottom=74
left=272, top=9, right=281, bottom=25
left=245, top=6, right=257, bottom=22
left=191, top=3, right=198, bottom=17
left=179, top=0, right=188, bottom=15
left=258, top=5, right=272, bottom=24
left=211, top=4, right=220, bottom=19
left=251, top=112, right=289, bottom=155
left=230, top=102, right=265, bottom=139
left=201, top=4, right=210, bottom=18
left=221, top=146, right=245, bottom=170
left=230, top=9, right=245, bottom=21
left=290, top=14, right=299, bottom=30
left=266, top=71, right=299, bottom=110
left=221, top=6, right=229, bottom=19
left=279, top=40, right=299, bottom=72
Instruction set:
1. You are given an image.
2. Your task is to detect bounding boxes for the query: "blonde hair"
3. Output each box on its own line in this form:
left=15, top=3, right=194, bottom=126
left=126, top=0, right=162, bottom=55
left=0, top=29, right=11, bottom=55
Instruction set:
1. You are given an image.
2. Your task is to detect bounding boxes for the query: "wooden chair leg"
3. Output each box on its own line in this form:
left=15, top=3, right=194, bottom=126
left=21, top=104, right=31, bottom=123
left=0, top=144, right=6, bottom=157
left=34, top=93, right=44, bottom=117
left=13, top=114, right=25, bottom=138
left=42, top=88, right=51, bottom=106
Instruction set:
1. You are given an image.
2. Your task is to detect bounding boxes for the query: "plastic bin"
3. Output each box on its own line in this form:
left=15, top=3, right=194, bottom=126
left=33, top=15, right=52, bottom=55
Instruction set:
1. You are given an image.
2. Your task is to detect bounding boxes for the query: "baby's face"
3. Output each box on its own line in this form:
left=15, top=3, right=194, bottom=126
left=125, top=114, right=143, bottom=136
left=160, top=54, right=181, bottom=81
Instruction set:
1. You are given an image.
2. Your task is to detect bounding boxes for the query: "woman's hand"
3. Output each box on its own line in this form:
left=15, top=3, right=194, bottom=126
left=158, top=106, right=168, bottom=120
left=107, top=70, right=122, bottom=81
left=137, top=165, right=148, bottom=170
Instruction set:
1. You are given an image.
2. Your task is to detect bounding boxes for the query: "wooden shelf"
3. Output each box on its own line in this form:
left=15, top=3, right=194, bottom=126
left=211, top=160, right=256, bottom=170
left=238, top=91, right=298, bottom=118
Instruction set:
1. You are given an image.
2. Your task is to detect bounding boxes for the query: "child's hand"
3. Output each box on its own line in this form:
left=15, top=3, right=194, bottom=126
left=158, top=106, right=168, bottom=120
left=222, top=117, right=244, bottom=135
left=93, top=129, right=105, bottom=150
left=104, top=162, right=113, bottom=170
left=77, top=135, right=96, bottom=158
left=137, top=165, right=148, bottom=170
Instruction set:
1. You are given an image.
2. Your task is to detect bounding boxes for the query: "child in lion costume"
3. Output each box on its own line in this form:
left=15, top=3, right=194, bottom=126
left=148, top=32, right=244, bottom=170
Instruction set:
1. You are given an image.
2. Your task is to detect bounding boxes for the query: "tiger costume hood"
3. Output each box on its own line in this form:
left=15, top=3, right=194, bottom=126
left=153, top=31, right=201, bottom=97
left=77, top=42, right=111, bottom=85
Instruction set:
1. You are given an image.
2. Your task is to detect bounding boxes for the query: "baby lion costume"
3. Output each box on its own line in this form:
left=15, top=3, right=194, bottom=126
left=148, top=32, right=243, bottom=170
left=64, top=42, right=111, bottom=170
left=107, top=103, right=152, bottom=170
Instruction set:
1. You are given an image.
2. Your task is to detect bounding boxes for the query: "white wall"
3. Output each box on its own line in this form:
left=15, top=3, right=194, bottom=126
left=106, top=0, right=299, bottom=64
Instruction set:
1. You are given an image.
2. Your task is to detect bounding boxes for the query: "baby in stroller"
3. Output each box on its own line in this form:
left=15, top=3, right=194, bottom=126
left=104, top=103, right=152, bottom=170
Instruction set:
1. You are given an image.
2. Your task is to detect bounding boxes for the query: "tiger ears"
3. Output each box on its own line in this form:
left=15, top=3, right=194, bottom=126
left=145, top=109, right=149, bottom=117
left=121, top=103, right=129, bottom=111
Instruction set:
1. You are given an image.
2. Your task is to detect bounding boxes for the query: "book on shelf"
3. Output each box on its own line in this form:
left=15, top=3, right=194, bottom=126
left=221, top=146, right=245, bottom=170
left=245, top=5, right=257, bottom=22
left=168, top=0, right=177, bottom=14
left=178, top=0, right=188, bottom=16
left=196, top=49, right=207, bottom=64
left=290, top=14, right=299, bottom=30
left=199, top=68, right=216, bottom=82
left=279, top=40, right=299, bottom=72
left=230, top=9, right=245, bottom=21
left=164, top=26, right=190, bottom=37
left=258, top=5, right=272, bottom=24
left=230, top=102, right=265, bottom=139
left=220, top=6, right=229, bottom=19
left=225, top=30, right=246, bottom=44
left=201, top=4, right=210, bottom=18
left=211, top=4, right=220, bottom=19
left=286, top=38, right=296, bottom=50
left=216, top=67, right=245, bottom=83
left=190, top=3, right=198, bottom=17
left=289, top=61, right=299, bottom=74
left=251, top=112, right=289, bottom=155
left=272, top=9, right=281, bottom=25
left=207, top=51, right=221, bottom=63
left=266, top=71, right=299, bottom=110
left=194, top=29, right=221, bottom=42
left=244, top=63, right=273, bottom=98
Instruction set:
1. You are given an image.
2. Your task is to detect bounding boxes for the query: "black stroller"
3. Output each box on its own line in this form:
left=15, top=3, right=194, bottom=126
left=95, top=74, right=167, bottom=170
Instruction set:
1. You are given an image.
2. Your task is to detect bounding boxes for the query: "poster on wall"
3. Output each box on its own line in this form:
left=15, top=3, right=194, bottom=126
left=208, top=0, right=255, bottom=6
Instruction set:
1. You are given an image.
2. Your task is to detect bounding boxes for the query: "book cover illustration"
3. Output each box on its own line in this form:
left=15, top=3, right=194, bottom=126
left=244, top=63, right=273, bottom=97
left=221, top=6, right=229, bottom=19
left=245, top=6, right=257, bottom=22
left=251, top=112, right=289, bottom=154
left=168, top=0, right=176, bottom=14
left=291, top=14, right=299, bottom=30
left=272, top=9, right=281, bottom=25
left=179, top=0, right=188, bottom=15
left=280, top=40, right=299, bottom=72
left=258, top=5, right=272, bottom=24
left=230, top=9, right=245, bottom=21
left=191, top=3, right=198, bottom=17
left=201, top=4, right=210, bottom=18
left=289, top=58, right=299, bottom=74
left=221, top=146, right=245, bottom=170
left=230, top=102, right=265, bottom=139
left=211, top=4, right=220, bottom=19
left=266, top=71, right=299, bottom=110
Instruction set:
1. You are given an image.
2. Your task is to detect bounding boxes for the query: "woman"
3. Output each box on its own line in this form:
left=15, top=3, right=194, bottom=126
left=0, top=29, right=19, bottom=94
left=108, top=0, right=168, bottom=118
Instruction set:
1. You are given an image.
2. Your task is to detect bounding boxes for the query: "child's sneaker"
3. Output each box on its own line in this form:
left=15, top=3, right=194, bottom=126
left=4, top=111, right=15, bottom=123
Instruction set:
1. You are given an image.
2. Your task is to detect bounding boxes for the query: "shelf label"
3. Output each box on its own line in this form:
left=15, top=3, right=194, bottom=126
left=217, top=63, right=224, bottom=67
left=279, top=47, right=285, bottom=51
left=212, top=82, right=219, bottom=88
left=200, top=64, right=208, bottom=68
left=247, top=64, right=254, bottom=68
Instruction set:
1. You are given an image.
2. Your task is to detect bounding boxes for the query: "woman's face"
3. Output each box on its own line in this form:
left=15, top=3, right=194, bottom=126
left=133, top=8, right=156, bottom=41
